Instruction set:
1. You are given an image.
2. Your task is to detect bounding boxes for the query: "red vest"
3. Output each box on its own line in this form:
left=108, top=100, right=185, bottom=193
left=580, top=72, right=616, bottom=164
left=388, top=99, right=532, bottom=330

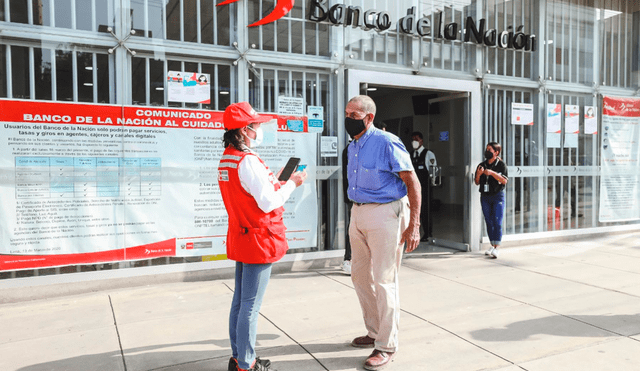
left=218, top=146, right=288, bottom=264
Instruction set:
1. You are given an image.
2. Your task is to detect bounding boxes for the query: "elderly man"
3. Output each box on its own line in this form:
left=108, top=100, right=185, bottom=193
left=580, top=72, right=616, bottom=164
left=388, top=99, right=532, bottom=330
left=344, top=95, right=421, bottom=370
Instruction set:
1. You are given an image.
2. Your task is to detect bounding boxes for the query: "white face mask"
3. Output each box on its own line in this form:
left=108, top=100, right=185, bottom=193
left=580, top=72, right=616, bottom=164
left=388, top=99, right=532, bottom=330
left=246, top=125, right=264, bottom=147
left=412, top=141, right=420, bottom=150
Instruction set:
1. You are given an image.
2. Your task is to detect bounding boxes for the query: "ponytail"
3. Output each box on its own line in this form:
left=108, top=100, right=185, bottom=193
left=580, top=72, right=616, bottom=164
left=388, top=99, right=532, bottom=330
left=222, top=129, right=248, bottom=151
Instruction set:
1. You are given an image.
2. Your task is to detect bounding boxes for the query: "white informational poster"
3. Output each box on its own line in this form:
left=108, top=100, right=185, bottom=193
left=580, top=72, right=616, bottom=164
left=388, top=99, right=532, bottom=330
left=598, top=97, right=640, bottom=222
left=511, top=103, right=534, bottom=125
left=278, top=96, right=305, bottom=116
left=565, top=105, right=580, bottom=134
left=564, top=105, right=580, bottom=148
left=321, top=136, right=338, bottom=157
left=547, top=103, right=562, bottom=133
left=307, top=106, right=324, bottom=133
left=167, top=71, right=211, bottom=104
left=0, top=101, right=317, bottom=271
left=585, top=106, right=598, bottom=134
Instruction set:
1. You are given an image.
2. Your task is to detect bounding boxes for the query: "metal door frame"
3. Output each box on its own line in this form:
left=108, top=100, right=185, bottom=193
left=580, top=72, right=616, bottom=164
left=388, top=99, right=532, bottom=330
left=346, top=70, right=483, bottom=252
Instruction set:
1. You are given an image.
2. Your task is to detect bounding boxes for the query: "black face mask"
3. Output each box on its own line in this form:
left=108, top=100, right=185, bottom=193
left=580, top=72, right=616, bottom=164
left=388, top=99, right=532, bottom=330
left=484, top=150, right=493, bottom=160
left=345, top=117, right=367, bottom=138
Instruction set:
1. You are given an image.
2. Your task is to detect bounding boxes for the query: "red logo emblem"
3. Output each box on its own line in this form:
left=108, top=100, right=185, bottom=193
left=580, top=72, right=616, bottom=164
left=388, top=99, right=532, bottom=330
left=217, top=0, right=295, bottom=27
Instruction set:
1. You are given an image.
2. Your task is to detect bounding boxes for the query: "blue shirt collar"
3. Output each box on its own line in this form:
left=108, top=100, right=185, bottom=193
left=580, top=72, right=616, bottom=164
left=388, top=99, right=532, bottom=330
left=354, top=124, right=376, bottom=146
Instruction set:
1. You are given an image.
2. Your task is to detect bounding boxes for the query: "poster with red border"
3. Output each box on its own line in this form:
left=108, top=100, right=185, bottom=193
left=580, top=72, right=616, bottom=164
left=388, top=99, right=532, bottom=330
left=599, top=97, right=640, bottom=222
left=0, top=100, right=317, bottom=271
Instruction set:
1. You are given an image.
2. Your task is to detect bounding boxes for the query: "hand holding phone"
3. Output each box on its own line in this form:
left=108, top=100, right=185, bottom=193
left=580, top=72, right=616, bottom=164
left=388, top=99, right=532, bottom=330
left=278, top=157, right=301, bottom=181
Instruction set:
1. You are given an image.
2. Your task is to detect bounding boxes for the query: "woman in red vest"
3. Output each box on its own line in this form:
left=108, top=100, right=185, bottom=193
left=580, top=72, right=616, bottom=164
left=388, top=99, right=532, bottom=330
left=218, top=102, right=307, bottom=371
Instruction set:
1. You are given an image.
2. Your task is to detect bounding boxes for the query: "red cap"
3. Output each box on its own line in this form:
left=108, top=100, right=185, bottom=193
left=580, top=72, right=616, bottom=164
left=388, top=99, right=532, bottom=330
left=223, top=102, right=273, bottom=130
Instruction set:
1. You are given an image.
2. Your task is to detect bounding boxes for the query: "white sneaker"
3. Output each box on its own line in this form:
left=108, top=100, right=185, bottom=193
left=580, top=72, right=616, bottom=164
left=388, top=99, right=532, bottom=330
left=341, top=260, right=352, bottom=275
left=491, top=248, right=500, bottom=258
left=485, top=247, right=495, bottom=256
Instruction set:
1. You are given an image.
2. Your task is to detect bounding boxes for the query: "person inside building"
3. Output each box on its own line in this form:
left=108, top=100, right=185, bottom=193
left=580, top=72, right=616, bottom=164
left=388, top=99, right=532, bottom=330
left=474, top=142, right=508, bottom=259
left=410, top=131, right=437, bottom=242
left=345, top=95, right=421, bottom=370
left=218, top=102, right=308, bottom=371
left=374, top=122, right=387, bottom=131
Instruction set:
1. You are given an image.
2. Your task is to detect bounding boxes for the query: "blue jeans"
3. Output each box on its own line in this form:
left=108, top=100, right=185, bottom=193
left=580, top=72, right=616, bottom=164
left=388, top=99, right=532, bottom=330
left=229, top=262, right=272, bottom=370
left=480, top=191, right=505, bottom=246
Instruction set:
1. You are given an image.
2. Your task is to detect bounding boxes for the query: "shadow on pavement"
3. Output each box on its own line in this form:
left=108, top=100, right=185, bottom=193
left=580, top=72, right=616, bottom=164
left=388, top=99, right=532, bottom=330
left=470, top=314, right=640, bottom=341
left=14, top=337, right=368, bottom=371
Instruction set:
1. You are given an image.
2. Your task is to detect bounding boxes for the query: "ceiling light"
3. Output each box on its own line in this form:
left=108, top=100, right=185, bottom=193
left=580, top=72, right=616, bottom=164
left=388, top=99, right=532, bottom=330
left=85, top=66, right=93, bottom=70
left=155, top=87, right=164, bottom=90
left=367, top=87, right=377, bottom=91
left=597, top=9, right=621, bottom=21
left=220, top=91, right=229, bottom=95
left=83, top=83, right=93, bottom=86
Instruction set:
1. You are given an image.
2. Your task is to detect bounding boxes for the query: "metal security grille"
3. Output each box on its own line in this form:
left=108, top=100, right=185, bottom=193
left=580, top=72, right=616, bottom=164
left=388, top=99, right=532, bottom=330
left=545, top=92, right=599, bottom=231
left=418, top=1, right=477, bottom=72
left=484, top=85, right=603, bottom=236
left=248, top=67, right=331, bottom=117
left=344, top=0, right=414, bottom=65
left=130, top=0, right=231, bottom=44
left=248, top=0, right=330, bottom=56
left=546, top=0, right=636, bottom=87
left=130, top=55, right=233, bottom=110
left=598, top=0, right=636, bottom=88
left=2, top=0, right=116, bottom=30
left=2, top=43, right=113, bottom=103
left=485, top=0, right=534, bottom=78
left=484, top=87, right=540, bottom=235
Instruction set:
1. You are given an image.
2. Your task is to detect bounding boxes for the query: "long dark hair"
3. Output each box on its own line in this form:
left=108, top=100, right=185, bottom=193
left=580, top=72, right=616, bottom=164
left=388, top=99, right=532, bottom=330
left=223, top=129, right=248, bottom=151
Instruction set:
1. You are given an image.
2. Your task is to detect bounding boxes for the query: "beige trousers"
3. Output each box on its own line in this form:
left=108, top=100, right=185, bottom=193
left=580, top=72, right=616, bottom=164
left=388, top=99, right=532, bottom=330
left=349, top=197, right=409, bottom=353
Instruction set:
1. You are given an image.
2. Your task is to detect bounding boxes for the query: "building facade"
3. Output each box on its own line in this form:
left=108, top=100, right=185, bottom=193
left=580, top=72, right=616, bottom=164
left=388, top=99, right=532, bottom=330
left=0, top=0, right=639, bottom=280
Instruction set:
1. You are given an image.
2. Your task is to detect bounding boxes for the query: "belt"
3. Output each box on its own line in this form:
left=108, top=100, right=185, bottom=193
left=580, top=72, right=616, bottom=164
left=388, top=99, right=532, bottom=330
left=353, top=202, right=369, bottom=206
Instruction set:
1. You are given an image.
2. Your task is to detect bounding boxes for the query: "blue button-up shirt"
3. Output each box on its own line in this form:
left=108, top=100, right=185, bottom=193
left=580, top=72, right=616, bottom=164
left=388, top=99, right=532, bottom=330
left=347, top=126, right=414, bottom=204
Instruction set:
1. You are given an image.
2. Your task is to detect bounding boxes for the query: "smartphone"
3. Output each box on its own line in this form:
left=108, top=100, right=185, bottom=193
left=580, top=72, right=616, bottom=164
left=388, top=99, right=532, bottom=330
left=297, top=164, right=307, bottom=172
left=278, top=157, right=301, bottom=181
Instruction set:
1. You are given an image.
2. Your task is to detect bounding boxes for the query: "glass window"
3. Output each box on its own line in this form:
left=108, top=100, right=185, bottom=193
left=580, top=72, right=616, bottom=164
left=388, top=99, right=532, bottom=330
left=485, top=87, right=542, bottom=235
left=11, top=46, right=30, bottom=99
left=132, top=57, right=147, bottom=105
left=9, top=0, right=28, bottom=24
left=11, top=0, right=113, bottom=30
left=77, top=52, right=94, bottom=102
left=546, top=0, right=596, bottom=84
left=486, top=0, right=534, bottom=78
left=96, top=0, right=115, bottom=30
left=134, top=0, right=224, bottom=43
left=166, top=0, right=181, bottom=41
left=0, top=1, right=5, bottom=22
left=76, top=0, right=93, bottom=31
left=55, top=0, right=72, bottom=29
left=200, top=0, right=214, bottom=44
left=249, top=0, right=330, bottom=56
left=147, top=0, right=165, bottom=38
left=35, top=0, right=50, bottom=26
left=149, top=59, right=165, bottom=106
left=96, top=54, right=111, bottom=103
left=135, top=56, right=232, bottom=109
left=598, top=1, right=635, bottom=88
left=56, top=50, right=73, bottom=101
left=35, top=48, right=53, bottom=100
left=184, top=0, right=197, bottom=43
left=0, top=45, right=7, bottom=98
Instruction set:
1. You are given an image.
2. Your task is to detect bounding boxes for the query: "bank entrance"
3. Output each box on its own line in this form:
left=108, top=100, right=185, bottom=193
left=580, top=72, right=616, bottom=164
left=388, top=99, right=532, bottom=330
left=347, top=70, right=483, bottom=251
